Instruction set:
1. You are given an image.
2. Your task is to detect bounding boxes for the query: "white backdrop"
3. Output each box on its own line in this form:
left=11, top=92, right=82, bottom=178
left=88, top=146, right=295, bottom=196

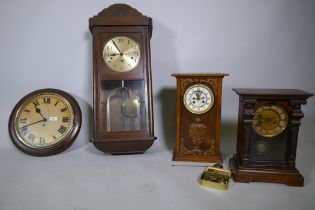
left=0, top=1, right=314, bottom=210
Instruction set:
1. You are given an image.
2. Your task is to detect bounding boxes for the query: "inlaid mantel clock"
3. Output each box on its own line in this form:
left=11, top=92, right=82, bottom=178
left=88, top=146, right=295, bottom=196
left=89, top=4, right=156, bottom=154
left=229, top=89, right=313, bottom=186
left=172, top=73, right=229, bottom=163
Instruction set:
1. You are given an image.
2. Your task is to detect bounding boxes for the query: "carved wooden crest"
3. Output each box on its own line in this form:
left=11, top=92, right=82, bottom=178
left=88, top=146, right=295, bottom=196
left=89, top=4, right=152, bottom=37
left=180, top=78, right=218, bottom=96
left=96, top=4, right=143, bottom=17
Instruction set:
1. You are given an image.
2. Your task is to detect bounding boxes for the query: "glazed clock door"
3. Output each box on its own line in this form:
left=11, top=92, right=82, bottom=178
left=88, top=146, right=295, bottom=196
left=96, top=31, right=149, bottom=139
left=250, top=104, right=289, bottom=163
left=101, top=80, right=147, bottom=132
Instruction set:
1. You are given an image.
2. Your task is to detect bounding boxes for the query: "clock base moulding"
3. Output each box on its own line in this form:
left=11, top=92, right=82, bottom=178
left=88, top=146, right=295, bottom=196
left=229, top=155, right=304, bottom=187
left=93, top=137, right=156, bottom=154
left=172, top=150, right=222, bottom=163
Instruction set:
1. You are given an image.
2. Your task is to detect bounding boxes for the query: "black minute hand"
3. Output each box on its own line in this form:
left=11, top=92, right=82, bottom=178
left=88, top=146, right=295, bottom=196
left=112, top=40, right=123, bottom=56
left=20, top=119, right=46, bottom=129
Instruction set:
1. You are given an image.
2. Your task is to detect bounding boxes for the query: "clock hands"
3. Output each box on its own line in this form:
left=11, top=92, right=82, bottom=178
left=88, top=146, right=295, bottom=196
left=20, top=107, right=48, bottom=129
left=36, top=107, right=47, bottom=121
left=257, top=116, right=276, bottom=122
left=112, top=40, right=123, bottom=56
left=256, top=116, right=278, bottom=127
left=193, top=96, right=205, bottom=100
left=20, top=119, right=47, bottom=129
left=192, top=91, right=205, bottom=101
left=264, top=117, right=276, bottom=121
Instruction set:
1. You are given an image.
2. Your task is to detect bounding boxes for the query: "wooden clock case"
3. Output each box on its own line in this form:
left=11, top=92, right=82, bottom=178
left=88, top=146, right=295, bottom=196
left=172, top=73, right=228, bottom=163
left=8, top=88, right=82, bottom=156
left=230, top=89, right=313, bottom=186
left=89, top=4, right=156, bottom=154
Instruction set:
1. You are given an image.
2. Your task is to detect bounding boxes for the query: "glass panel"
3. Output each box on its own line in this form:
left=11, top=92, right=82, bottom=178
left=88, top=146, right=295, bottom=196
left=101, top=80, right=146, bottom=131
left=250, top=130, right=287, bottom=162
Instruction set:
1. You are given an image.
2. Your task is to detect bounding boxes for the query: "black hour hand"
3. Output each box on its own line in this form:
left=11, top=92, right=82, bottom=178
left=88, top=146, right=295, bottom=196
left=36, top=107, right=46, bottom=120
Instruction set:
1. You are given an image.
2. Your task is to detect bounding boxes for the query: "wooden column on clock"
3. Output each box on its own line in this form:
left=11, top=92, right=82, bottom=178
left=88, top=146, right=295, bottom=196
left=172, top=73, right=228, bottom=163
left=89, top=4, right=156, bottom=154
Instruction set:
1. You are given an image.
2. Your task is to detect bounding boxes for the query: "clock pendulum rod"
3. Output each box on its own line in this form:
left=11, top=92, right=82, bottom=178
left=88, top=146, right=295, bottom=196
left=121, top=80, right=126, bottom=130
left=106, top=94, right=110, bottom=131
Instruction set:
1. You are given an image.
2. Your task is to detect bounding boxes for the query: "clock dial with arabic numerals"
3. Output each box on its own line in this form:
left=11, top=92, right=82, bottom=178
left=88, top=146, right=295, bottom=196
left=103, top=36, right=141, bottom=72
left=183, top=84, right=214, bottom=114
left=9, top=89, right=82, bottom=156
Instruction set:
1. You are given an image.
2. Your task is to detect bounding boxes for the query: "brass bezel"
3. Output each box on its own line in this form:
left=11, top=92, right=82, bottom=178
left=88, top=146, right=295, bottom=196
left=14, top=93, right=74, bottom=148
left=8, top=88, right=82, bottom=156
left=102, top=36, right=141, bottom=72
left=183, top=84, right=214, bottom=114
left=252, top=105, right=288, bottom=138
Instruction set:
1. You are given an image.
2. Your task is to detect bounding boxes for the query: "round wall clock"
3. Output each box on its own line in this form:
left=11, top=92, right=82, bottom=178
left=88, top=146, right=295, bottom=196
left=103, top=36, right=141, bottom=72
left=8, top=88, right=82, bottom=156
left=183, top=84, right=214, bottom=114
left=252, top=105, right=288, bottom=137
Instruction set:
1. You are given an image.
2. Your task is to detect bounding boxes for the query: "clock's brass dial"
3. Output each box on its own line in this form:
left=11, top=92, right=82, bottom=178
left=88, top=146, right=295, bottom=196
left=252, top=105, right=288, bottom=137
left=103, top=36, right=141, bottom=72
left=183, top=84, right=214, bottom=114
left=15, top=93, right=74, bottom=147
left=9, top=88, right=82, bottom=156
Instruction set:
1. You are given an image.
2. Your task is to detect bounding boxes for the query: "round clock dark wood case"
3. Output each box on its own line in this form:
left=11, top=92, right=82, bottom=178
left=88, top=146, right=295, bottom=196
left=8, top=88, right=82, bottom=156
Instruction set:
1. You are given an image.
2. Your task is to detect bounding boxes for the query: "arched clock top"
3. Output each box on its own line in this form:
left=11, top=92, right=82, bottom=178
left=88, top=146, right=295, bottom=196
left=89, top=4, right=152, bottom=38
left=96, top=4, right=143, bottom=17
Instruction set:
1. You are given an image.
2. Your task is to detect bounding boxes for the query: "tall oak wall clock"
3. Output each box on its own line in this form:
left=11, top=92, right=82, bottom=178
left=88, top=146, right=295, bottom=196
left=89, top=4, right=156, bottom=154
left=229, top=89, right=313, bottom=186
left=172, top=73, right=229, bottom=163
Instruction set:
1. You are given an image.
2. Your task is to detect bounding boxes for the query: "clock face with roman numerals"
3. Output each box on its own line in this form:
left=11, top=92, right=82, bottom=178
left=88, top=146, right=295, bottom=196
left=252, top=105, right=288, bottom=137
left=9, top=89, right=82, bottom=156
